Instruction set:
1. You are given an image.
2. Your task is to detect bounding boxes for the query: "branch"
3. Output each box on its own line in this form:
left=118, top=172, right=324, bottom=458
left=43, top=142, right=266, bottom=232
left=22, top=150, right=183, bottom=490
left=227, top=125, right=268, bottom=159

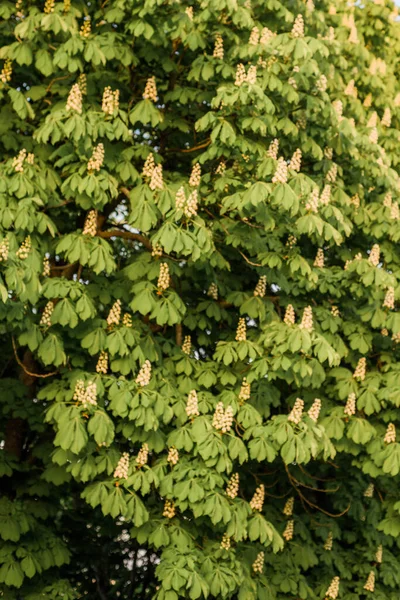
left=284, top=462, right=349, bottom=518
left=97, top=229, right=152, bottom=250
left=175, top=323, right=183, bottom=346
left=12, top=337, right=58, bottom=379
left=169, top=139, right=211, bottom=153
left=237, top=250, right=262, bottom=267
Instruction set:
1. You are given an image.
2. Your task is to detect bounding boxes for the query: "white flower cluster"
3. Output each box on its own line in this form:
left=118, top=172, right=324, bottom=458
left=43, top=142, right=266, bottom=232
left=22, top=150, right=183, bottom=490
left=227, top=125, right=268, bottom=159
left=102, top=87, right=119, bottom=115
left=216, top=160, right=226, bottom=175
left=226, top=473, right=239, bottom=499
left=344, top=393, right=356, bottom=416
left=260, top=27, right=275, bottom=44
left=363, top=93, right=372, bottom=108
left=350, top=193, right=360, bottom=209
left=316, top=74, right=328, bottom=93
left=213, top=34, right=224, bottom=59
left=252, top=551, right=264, bottom=574
left=369, top=127, right=379, bottom=144
left=284, top=304, right=295, bottom=325
left=363, top=571, right=375, bottom=593
left=113, top=452, right=129, bottom=479
left=44, top=0, right=55, bottom=14
left=299, top=306, right=313, bottom=331
left=239, top=378, right=251, bottom=403
left=325, top=576, right=340, bottom=599
left=149, top=164, right=164, bottom=191
left=364, top=482, right=374, bottom=498
left=0, top=239, right=9, bottom=262
left=83, top=210, right=97, bottom=236
left=324, top=531, right=333, bottom=551
left=152, top=243, right=163, bottom=258
left=248, top=26, right=259, bottom=45
left=42, top=256, right=50, bottom=276
left=234, top=63, right=257, bottom=86
left=66, top=84, right=83, bottom=114
left=143, top=76, right=157, bottom=102
left=314, top=248, right=324, bottom=268
left=391, top=202, right=400, bottom=220
left=136, top=443, right=149, bottom=467
left=135, top=360, right=152, bottom=387
left=78, top=73, right=87, bottom=95
left=163, top=499, right=176, bottom=518
left=0, top=59, right=12, bottom=84
left=326, top=164, right=338, bottom=183
left=13, top=149, right=27, bottom=173
left=332, top=99, right=343, bottom=121
left=272, top=157, right=288, bottom=184
left=87, top=143, right=105, bottom=172
left=288, top=398, right=304, bottom=424
left=220, top=533, right=231, bottom=550
left=383, top=287, right=395, bottom=310
left=186, top=390, right=199, bottom=417
left=182, top=335, right=191, bottom=355
left=16, top=236, right=31, bottom=260
left=73, top=380, right=97, bottom=408
left=381, top=107, right=391, bottom=127
left=122, top=313, right=132, bottom=327
left=283, top=520, right=294, bottom=541
left=107, top=300, right=121, bottom=327
left=375, top=545, right=383, bottom=563
left=305, top=187, right=319, bottom=213
left=212, top=402, right=234, bottom=433
left=254, top=275, right=267, bottom=297
left=353, top=358, right=366, bottom=382
left=189, top=163, right=201, bottom=187
left=250, top=484, right=265, bottom=511
left=289, top=149, right=302, bottom=172
left=96, top=351, right=108, bottom=374
left=320, top=184, right=331, bottom=205
left=167, top=447, right=179, bottom=466
left=348, top=27, right=359, bottom=44
left=344, top=79, right=357, bottom=98
left=384, top=423, right=396, bottom=444
left=291, top=14, right=304, bottom=38
left=267, top=139, right=279, bottom=159
left=185, top=6, right=193, bottom=20
left=286, top=235, right=297, bottom=248
left=283, top=497, right=294, bottom=516
left=175, top=187, right=198, bottom=218
left=80, top=18, right=91, bottom=38
left=235, top=318, right=247, bottom=341
left=142, top=153, right=155, bottom=178
left=308, top=398, right=321, bottom=422
left=40, top=301, right=54, bottom=327
left=208, top=282, right=218, bottom=300
left=157, top=262, right=170, bottom=291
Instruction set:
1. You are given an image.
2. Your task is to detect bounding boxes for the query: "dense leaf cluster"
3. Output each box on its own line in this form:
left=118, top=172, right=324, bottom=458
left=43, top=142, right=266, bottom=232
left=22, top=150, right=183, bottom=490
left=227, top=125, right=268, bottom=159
left=1, top=0, right=400, bottom=598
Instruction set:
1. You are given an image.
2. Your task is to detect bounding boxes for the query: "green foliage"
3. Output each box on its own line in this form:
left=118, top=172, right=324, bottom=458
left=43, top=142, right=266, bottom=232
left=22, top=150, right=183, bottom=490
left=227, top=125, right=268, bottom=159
left=1, top=0, right=400, bottom=598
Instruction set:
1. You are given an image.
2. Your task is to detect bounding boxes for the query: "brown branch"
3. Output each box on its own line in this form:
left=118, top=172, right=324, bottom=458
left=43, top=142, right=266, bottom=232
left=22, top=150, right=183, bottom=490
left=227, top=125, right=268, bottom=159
left=46, top=73, right=71, bottom=93
left=284, top=463, right=349, bottom=518
left=298, top=464, right=338, bottom=482
left=12, top=337, right=58, bottom=379
left=120, top=187, right=131, bottom=200
left=97, top=229, right=152, bottom=250
left=237, top=250, right=262, bottom=267
left=176, top=324, right=183, bottom=346
left=167, top=139, right=211, bottom=153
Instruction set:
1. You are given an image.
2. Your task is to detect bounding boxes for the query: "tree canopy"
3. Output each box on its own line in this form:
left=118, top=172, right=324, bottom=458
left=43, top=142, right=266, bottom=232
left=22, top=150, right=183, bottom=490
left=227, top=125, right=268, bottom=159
left=1, top=0, right=400, bottom=598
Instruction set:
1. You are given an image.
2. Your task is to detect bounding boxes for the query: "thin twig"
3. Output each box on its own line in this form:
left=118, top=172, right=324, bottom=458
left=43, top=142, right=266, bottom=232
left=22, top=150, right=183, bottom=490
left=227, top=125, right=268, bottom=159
left=12, top=337, right=58, bottom=379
